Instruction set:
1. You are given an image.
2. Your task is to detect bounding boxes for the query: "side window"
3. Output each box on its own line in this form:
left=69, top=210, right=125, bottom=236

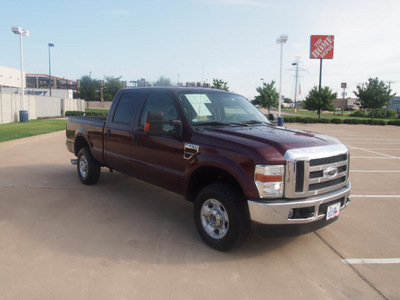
left=140, top=92, right=179, bottom=132
left=112, top=92, right=141, bottom=124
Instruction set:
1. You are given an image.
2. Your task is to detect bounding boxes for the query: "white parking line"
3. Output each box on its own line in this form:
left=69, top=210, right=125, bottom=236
left=351, top=195, right=400, bottom=198
left=346, top=142, right=400, bottom=144
left=343, top=258, right=400, bottom=264
left=348, top=146, right=400, bottom=159
left=350, top=170, right=400, bottom=173
left=351, top=157, right=395, bottom=159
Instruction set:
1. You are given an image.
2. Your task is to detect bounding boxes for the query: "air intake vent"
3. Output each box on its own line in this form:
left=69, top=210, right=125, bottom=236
left=295, top=161, right=305, bottom=192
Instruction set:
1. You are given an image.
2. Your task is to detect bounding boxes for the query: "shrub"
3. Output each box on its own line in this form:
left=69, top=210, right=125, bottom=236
left=65, top=111, right=84, bottom=116
left=367, top=119, right=386, bottom=125
left=386, top=109, right=397, bottom=119
left=281, top=115, right=296, bottom=122
left=350, top=110, right=366, bottom=118
left=388, top=120, right=400, bottom=126
left=331, top=118, right=343, bottom=124
left=65, top=111, right=108, bottom=117
left=319, top=118, right=331, bottom=123
left=307, top=117, right=320, bottom=123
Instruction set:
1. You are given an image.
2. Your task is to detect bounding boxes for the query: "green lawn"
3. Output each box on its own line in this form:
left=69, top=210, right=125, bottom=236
left=85, top=108, right=109, bottom=115
left=0, top=119, right=67, bottom=142
left=281, top=108, right=353, bottom=118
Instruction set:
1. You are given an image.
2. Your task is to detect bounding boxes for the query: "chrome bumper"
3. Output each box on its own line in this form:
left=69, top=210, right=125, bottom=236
left=248, top=182, right=351, bottom=224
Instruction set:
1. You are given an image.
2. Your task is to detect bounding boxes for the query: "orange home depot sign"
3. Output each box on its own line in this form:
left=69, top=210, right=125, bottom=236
left=310, top=35, right=334, bottom=59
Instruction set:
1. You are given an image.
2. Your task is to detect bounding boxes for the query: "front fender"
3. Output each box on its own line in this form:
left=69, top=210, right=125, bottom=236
left=186, top=152, right=259, bottom=200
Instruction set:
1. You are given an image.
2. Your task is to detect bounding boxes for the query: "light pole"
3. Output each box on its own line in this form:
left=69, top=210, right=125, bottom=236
left=276, top=34, right=288, bottom=126
left=48, top=43, right=54, bottom=96
left=292, top=62, right=299, bottom=110
left=11, top=26, right=30, bottom=122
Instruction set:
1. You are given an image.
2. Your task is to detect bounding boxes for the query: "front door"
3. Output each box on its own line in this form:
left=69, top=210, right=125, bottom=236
left=133, top=91, right=188, bottom=194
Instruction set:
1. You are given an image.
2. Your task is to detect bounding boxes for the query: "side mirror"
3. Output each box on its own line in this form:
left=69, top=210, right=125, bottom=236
left=145, top=111, right=163, bottom=135
left=268, top=113, right=278, bottom=125
left=145, top=111, right=183, bottom=137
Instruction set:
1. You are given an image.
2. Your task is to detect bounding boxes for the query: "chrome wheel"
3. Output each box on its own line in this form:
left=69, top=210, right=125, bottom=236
left=200, top=199, right=229, bottom=239
left=78, top=155, right=89, bottom=179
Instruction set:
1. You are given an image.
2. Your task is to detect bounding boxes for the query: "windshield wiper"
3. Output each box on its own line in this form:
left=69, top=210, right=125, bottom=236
left=239, top=120, right=270, bottom=125
left=194, top=121, right=248, bottom=127
left=194, top=121, right=231, bottom=126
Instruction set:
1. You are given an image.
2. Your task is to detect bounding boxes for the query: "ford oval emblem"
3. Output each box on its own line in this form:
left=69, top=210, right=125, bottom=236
left=324, top=166, right=338, bottom=178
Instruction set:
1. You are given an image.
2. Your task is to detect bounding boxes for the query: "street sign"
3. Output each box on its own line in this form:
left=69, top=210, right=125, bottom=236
left=310, top=35, right=334, bottom=59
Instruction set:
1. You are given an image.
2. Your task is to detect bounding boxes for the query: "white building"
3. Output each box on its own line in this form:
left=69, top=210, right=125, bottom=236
left=0, top=65, right=25, bottom=88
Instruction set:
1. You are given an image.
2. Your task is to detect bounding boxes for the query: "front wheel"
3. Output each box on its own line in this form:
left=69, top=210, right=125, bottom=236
left=194, top=184, right=251, bottom=251
left=77, top=147, right=101, bottom=185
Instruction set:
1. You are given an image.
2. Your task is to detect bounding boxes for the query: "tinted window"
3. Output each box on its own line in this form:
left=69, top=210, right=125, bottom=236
left=140, top=92, right=179, bottom=132
left=113, top=92, right=141, bottom=124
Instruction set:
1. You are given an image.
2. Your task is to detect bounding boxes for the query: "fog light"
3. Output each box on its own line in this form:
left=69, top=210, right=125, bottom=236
left=288, top=209, right=294, bottom=218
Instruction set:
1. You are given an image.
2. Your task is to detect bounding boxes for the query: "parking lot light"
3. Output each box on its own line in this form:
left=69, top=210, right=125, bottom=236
left=276, top=34, right=288, bottom=124
left=11, top=26, right=30, bottom=122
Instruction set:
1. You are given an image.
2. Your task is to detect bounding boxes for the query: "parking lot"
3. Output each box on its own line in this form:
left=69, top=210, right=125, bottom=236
left=0, top=123, right=399, bottom=300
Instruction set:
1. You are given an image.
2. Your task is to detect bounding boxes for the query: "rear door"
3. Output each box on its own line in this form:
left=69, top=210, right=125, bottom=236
left=104, top=90, right=143, bottom=173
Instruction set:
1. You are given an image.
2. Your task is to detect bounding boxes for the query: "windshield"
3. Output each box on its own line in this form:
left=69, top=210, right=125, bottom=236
left=177, top=91, right=270, bottom=126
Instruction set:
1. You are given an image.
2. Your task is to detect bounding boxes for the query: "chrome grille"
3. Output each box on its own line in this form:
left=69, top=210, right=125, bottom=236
left=284, top=145, right=350, bottom=198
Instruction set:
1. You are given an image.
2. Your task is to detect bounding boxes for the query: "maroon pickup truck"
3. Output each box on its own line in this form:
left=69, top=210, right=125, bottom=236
left=66, top=87, right=351, bottom=251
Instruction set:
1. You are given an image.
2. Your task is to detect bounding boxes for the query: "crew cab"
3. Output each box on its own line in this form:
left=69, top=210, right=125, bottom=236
left=66, top=87, right=351, bottom=251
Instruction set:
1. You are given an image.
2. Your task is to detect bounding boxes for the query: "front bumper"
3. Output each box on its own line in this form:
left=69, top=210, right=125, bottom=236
left=248, top=182, right=351, bottom=224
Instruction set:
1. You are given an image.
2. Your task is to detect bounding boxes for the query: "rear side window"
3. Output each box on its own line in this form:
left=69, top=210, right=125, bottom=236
left=113, top=92, right=141, bottom=124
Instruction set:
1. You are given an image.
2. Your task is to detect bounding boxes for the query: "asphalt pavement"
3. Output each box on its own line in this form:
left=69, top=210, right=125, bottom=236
left=0, top=124, right=399, bottom=299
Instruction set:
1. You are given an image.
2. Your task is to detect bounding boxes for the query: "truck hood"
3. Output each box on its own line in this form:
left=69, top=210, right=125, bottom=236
left=200, top=125, right=342, bottom=156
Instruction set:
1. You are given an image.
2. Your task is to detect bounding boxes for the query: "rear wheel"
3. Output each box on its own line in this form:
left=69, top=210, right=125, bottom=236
left=77, top=147, right=101, bottom=185
left=194, top=184, right=251, bottom=251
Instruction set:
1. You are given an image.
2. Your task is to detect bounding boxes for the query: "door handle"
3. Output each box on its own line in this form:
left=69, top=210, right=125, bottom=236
left=107, top=129, right=111, bottom=138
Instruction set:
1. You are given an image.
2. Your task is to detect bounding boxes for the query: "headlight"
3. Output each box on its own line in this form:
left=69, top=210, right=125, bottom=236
left=254, top=165, right=285, bottom=198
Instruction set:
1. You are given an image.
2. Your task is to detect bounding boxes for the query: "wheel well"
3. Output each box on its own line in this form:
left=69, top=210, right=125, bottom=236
left=74, top=135, right=89, bottom=156
left=187, top=166, right=244, bottom=202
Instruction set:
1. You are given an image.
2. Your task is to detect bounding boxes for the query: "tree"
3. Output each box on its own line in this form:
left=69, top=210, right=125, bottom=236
left=211, top=79, right=229, bottom=91
left=78, top=75, right=101, bottom=101
left=153, top=76, right=172, bottom=86
left=303, top=86, right=336, bottom=118
left=283, top=97, right=293, bottom=104
left=252, top=80, right=279, bottom=114
left=103, top=76, right=124, bottom=101
left=354, top=77, right=395, bottom=120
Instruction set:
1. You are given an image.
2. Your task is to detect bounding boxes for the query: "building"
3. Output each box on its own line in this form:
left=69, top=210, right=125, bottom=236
left=26, top=73, right=77, bottom=91
left=332, top=98, right=359, bottom=111
left=388, top=97, right=400, bottom=113
left=1, top=65, right=78, bottom=99
left=0, top=65, right=24, bottom=89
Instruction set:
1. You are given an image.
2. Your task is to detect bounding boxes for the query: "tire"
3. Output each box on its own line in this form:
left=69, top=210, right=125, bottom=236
left=77, top=147, right=101, bottom=185
left=194, top=183, right=251, bottom=251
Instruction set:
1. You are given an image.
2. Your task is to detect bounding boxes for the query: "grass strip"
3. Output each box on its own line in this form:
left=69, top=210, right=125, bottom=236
left=0, top=119, right=67, bottom=142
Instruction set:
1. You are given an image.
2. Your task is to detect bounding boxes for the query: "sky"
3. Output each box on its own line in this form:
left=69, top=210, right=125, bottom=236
left=1, top=0, right=399, bottom=101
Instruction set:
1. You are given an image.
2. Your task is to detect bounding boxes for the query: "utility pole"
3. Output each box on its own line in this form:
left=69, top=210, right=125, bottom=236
left=387, top=81, right=395, bottom=91
left=341, top=82, right=347, bottom=115
left=291, top=57, right=304, bottom=111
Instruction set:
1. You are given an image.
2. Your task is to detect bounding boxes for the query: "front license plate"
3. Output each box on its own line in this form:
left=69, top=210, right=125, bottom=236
left=326, top=202, right=341, bottom=220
